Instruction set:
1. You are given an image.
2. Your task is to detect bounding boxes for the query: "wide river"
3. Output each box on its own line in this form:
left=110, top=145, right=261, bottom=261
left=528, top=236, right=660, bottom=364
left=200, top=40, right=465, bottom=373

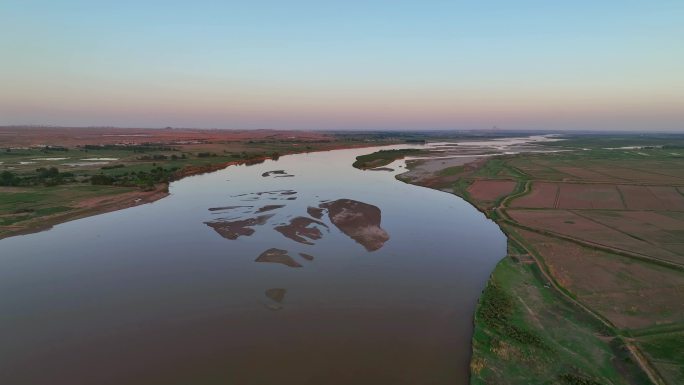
left=0, top=145, right=506, bottom=385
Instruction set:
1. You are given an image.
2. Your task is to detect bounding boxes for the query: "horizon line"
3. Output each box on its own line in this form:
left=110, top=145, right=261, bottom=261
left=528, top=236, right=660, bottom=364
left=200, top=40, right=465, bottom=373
left=2, top=124, right=684, bottom=134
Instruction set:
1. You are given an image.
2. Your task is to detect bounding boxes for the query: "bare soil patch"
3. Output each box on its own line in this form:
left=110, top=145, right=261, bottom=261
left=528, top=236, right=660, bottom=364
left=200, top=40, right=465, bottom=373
left=579, top=210, right=684, bottom=245
left=507, top=209, right=682, bottom=264
left=552, top=166, right=621, bottom=182
left=516, top=229, right=684, bottom=330
left=0, top=126, right=331, bottom=147
left=648, top=186, right=684, bottom=210
left=618, top=185, right=666, bottom=210
left=509, top=182, right=558, bottom=208
left=557, top=184, right=625, bottom=209
left=467, top=180, right=516, bottom=202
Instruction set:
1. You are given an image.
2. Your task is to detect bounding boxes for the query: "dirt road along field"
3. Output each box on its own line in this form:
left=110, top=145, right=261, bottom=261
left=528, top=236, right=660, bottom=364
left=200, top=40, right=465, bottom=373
left=398, top=139, right=684, bottom=385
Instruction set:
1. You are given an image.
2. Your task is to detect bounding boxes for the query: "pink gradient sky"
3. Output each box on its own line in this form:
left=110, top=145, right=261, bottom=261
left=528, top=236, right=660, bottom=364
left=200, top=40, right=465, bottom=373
left=1, top=1, right=683, bottom=131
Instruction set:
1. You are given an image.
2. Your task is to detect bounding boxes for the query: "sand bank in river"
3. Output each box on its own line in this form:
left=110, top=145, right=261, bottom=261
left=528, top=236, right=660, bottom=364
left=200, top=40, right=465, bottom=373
left=204, top=214, right=273, bottom=240
left=255, top=248, right=302, bottom=268
left=319, top=199, right=389, bottom=252
left=274, top=216, right=328, bottom=245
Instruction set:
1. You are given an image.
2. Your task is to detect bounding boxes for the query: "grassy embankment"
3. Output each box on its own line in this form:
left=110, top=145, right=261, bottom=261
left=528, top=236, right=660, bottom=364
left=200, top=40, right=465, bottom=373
left=397, top=137, right=684, bottom=385
left=352, top=148, right=423, bottom=169
left=472, top=237, right=650, bottom=385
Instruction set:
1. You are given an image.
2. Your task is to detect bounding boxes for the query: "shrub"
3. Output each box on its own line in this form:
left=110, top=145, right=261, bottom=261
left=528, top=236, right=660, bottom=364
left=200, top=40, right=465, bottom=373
left=0, top=170, right=20, bottom=186
left=91, top=174, right=115, bottom=185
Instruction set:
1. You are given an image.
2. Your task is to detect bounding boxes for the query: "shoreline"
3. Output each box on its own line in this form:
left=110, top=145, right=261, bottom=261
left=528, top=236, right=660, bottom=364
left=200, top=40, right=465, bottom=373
left=393, top=160, right=505, bottom=384
left=0, top=142, right=400, bottom=241
left=0, top=185, right=170, bottom=241
left=394, top=151, right=666, bottom=384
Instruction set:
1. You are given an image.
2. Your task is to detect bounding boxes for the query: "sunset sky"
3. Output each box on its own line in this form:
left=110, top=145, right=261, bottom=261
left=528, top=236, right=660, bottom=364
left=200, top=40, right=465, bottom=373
left=1, top=1, right=682, bottom=131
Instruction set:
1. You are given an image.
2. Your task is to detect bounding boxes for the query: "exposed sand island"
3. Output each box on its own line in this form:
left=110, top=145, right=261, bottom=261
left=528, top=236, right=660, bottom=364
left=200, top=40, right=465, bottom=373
left=319, top=199, right=389, bottom=251
left=307, top=206, right=324, bottom=219
left=256, top=204, right=285, bottom=213
left=274, top=216, right=328, bottom=245
left=262, top=170, right=292, bottom=177
left=204, top=214, right=273, bottom=240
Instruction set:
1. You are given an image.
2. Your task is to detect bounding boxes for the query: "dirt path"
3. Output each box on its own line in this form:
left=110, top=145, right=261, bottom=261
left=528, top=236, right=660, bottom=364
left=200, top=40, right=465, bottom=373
left=624, top=341, right=667, bottom=385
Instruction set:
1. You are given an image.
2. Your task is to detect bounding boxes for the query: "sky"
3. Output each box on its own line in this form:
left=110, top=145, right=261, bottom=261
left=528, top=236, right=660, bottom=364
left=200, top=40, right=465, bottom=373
left=1, top=1, right=683, bottom=131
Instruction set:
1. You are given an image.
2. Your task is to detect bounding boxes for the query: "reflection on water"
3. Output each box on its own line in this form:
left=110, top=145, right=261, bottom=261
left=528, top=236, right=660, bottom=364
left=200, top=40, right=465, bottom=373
left=264, top=288, right=287, bottom=311
left=0, top=144, right=506, bottom=385
left=255, top=248, right=302, bottom=268
left=265, top=288, right=287, bottom=302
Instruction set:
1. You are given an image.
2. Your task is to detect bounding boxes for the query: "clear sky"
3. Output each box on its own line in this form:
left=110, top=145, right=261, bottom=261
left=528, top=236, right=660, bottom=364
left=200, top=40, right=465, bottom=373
left=1, top=1, right=683, bottom=131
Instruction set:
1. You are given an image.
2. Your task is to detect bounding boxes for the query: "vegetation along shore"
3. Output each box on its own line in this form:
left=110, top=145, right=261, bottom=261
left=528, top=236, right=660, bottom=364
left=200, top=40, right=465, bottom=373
left=382, top=133, right=684, bottom=384
left=0, top=126, right=412, bottom=240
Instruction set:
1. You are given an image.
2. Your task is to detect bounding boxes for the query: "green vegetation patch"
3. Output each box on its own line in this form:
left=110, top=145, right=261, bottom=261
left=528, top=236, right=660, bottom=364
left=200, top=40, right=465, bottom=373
left=0, top=185, right=135, bottom=233
left=437, top=165, right=464, bottom=176
left=637, top=331, right=684, bottom=384
left=0, top=215, right=31, bottom=226
left=0, top=190, right=52, bottom=207
left=470, top=246, right=650, bottom=385
left=477, top=276, right=547, bottom=348
left=352, top=149, right=422, bottom=169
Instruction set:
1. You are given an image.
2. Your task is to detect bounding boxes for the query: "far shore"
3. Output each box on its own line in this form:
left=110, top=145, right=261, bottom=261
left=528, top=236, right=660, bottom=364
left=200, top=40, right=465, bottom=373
left=0, top=140, right=402, bottom=241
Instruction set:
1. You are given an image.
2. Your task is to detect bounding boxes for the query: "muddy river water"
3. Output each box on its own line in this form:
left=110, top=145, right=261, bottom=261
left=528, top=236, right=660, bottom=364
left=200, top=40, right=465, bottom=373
left=0, top=145, right=506, bottom=385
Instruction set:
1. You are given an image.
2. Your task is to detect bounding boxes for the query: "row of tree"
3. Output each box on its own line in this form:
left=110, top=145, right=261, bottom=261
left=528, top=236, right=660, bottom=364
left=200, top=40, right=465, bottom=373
left=90, top=166, right=179, bottom=189
left=0, top=168, right=75, bottom=187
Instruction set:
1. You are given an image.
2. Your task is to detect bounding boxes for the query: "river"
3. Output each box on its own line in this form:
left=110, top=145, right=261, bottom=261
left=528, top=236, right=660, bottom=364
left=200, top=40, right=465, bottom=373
left=0, top=145, right=506, bottom=385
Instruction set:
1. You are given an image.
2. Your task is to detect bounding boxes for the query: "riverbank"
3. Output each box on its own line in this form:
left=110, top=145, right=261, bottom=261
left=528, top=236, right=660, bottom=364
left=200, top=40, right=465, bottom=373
left=0, top=147, right=367, bottom=240
left=392, top=140, right=684, bottom=384
left=0, top=184, right=170, bottom=240
left=0, top=128, right=405, bottom=240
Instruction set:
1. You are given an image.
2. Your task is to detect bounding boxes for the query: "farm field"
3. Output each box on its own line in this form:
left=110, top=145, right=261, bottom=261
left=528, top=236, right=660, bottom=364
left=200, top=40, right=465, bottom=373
left=506, top=209, right=683, bottom=264
left=508, top=182, right=558, bottom=208
left=466, top=180, right=517, bottom=208
left=399, top=133, right=684, bottom=385
left=513, top=228, right=684, bottom=330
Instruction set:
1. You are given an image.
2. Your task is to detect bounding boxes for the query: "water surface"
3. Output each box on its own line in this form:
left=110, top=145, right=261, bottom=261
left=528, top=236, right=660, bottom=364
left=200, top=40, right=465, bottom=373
left=0, top=146, right=505, bottom=385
